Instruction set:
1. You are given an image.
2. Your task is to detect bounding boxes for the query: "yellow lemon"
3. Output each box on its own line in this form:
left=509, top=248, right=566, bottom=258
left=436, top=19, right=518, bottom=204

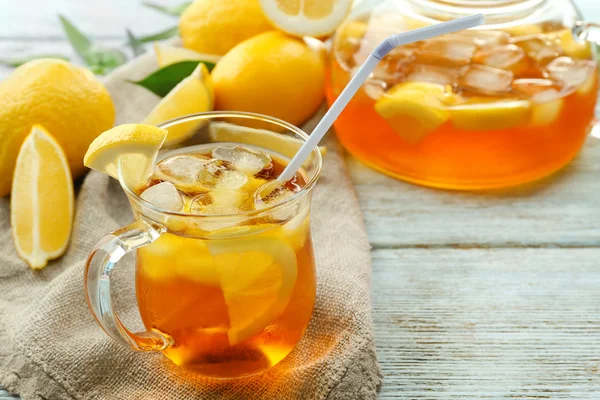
left=0, top=59, right=115, bottom=196
left=259, top=0, right=353, bottom=37
left=212, top=31, right=326, bottom=128
left=549, top=29, right=593, bottom=60
left=11, top=125, right=74, bottom=269
left=143, top=63, right=214, bottom=145
left=375, top=82, right=458, bottom=143
left=180, top=0, right=273, bottom=56
left=84, top=124, right=167, bottom=187
left=450, top=99, right=531, bottom=131
left=206, top=235, right=297, bottom=345
left=153, top=43, right=221, bottom=67
left=209, top=121, right=327, bottom=158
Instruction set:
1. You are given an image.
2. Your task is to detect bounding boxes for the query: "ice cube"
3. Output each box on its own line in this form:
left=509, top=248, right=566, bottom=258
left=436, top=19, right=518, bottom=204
left=371, top=51, right=413, bottom=85
left=512, top=35, right=562, bottom=62
left=545, top=56, right=596, bottom=89
left=155, top=155, right=210, bottom=188
left=254, top=180, right=301, bottom=222
left=189, top=191, right=244, bottom=231
left=452, top=30, right=510, bottom=47
left=190, top=189, right=248, bottom=214
left=406, top=64, right=460, bottom=86
left=475, top=44, right=526, bottom=72
left=418, top=38, right=477, bottom=66
left=459, top=65, right=514, bottom=95
left=140, top=182, right=183, bottom=212
left=212, top=146, right=273, bottom=177
left=363, top=77, right=388, bottom=100
left=363, top=78, right=387, bottom=100
left=196, top=159, right=248, bottom=190
left=512, top=78, right=562, bottom=97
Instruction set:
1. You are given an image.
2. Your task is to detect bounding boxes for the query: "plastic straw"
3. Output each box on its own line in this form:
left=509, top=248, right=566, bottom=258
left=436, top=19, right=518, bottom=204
left=278, top=13, right=484, bottom=182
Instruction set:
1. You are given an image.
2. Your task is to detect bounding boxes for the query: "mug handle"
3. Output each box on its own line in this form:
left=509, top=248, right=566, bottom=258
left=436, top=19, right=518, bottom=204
left=84, top=217, right=173, bottom=351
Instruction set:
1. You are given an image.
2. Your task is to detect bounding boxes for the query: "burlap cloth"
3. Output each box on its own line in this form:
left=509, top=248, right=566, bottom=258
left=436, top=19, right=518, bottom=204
left=0, top=52, right=382, bottom=399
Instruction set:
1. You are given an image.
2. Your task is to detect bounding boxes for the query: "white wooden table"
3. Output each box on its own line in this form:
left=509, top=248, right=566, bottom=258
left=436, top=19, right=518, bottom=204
left=2, top=1, right=600, bottom=398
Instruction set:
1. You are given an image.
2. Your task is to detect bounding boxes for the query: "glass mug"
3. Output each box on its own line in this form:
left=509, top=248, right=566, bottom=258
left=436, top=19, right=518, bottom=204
left=85, top=112, right=322, bottom=379
left=328, top=0, right=599, bottom=190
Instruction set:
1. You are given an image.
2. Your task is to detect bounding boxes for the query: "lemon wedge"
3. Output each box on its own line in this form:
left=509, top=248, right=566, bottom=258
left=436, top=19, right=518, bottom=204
left=84, top=124, right=167, bottom=186
left=259, top=0, right=353, bottom=37
left=450, top=99, right=531, bottom=131
left=375, top=82, right=456, bottom=143
left=206, top=235, right=297, bottom=345
left=143, top=63, right=214, bottom=146
left=153, top=43, right=221, bottom=67
left=11, top=125, right=74, bottom=269
left=209, top=121, right=326, bottom=158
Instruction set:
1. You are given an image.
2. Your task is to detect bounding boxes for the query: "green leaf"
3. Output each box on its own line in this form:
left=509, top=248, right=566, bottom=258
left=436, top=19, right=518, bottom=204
left=126, top=29, right=144, bottom=56
left=58, top=15, right=92, bottom=59
left=129, top=60, right=215, bottom=97
left=84, top=46, right=128, bottom=74
left=135, top=26, right=179, bottom=43
left=142, top=1, right=192, bottom=16
left=0, top=54, right=69, bottom=67
left=58, top=14, right=128, bottom=75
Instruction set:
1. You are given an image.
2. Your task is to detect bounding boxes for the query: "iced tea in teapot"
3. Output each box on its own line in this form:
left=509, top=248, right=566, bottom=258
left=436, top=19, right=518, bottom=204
left=327, top=2, right=598, bottom=189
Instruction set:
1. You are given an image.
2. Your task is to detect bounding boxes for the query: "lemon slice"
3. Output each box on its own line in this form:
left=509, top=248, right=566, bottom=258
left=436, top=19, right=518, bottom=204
left=206, top=235, right=297, bottom=345
left=375, top=82, right=456, bottom=143
left=259, top=0, right=353, bottom=37
left=282, top=206, right=310, bottom=251
left=530, top=90, right=564, bottom=127
left=209, top=121, right=326, bottom=158
left=503, top=24, right=543, bottom=36
left=143, top=64, right=214, bottom=146
left=450, top=99, right=531, bottom=131
left=153, top=43, right=221, bottom=67
left=84, top=124, right=167, bottom=186
left=11, top=125, right=74, bottom=269
left=549, top=29, right=592, bottom=60
left=174, top=239, right=220, bottom=285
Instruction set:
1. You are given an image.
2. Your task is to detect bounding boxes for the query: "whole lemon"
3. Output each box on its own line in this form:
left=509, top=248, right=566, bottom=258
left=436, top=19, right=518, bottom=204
left=212, top=31, right=326, bottom=127
left=0, top=59, right=115, bottom=196
left=180, top=0, right=273, bottom=56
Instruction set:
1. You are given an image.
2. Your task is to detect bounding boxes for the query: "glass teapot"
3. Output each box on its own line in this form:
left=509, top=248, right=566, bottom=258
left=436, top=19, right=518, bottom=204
left=327, top=0, right=599, bottom=190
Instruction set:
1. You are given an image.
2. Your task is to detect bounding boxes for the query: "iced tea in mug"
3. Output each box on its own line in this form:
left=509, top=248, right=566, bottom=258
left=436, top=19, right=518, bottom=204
left=85, top=113, right=322, bottom=378
left=327, top=0, right=598, bottom=189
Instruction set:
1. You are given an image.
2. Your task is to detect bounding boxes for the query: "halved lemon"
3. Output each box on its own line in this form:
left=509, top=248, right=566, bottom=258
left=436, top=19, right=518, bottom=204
left=450, top=99, right=531, bottom=131
left=375, top=82, right=457, bottom=143
left=153, top=43, right=221, bottom=68
left=259, top=0, right=353, bottom=37
left=209, top=121, right=326, bottom=158
left=206, top=235, right=297, bottom=345
left=84, top=124, right=167, bottom=187
left=143, top=63, right=214, bottom=146
left=11, top=125, right=74, bottom=269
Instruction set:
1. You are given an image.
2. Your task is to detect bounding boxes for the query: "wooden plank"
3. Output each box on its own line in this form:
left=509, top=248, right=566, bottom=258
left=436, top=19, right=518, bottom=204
left=350, top=135, right=600, bottom=249
left=372, top=248, right=600, bottom=399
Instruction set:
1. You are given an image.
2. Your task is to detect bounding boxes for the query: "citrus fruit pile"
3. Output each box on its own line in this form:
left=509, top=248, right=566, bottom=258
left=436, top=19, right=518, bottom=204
left=164, top=0, right=354, bottom=127
left=1, top=59, right=115, bottom=269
